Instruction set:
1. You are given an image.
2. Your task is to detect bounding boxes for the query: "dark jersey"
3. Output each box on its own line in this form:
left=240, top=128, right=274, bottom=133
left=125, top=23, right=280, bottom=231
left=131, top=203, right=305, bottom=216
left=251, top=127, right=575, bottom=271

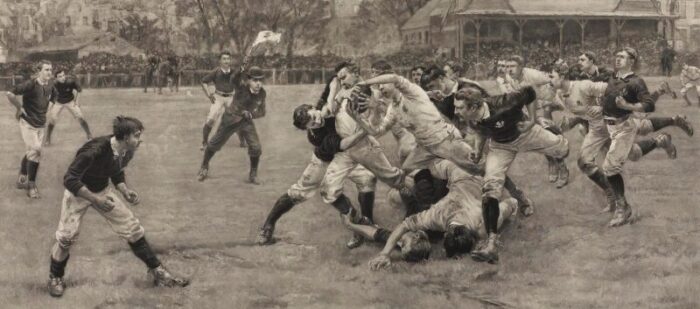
left=229, top=72, right=266, bottom=119
left=601, top=73, right=654, bottom=118
left=577, top=66, right=614, bottom=82
left=54, top=79, right=82, bottom=104
left=201, top=68, right=235, bottom=93
left=431, top=93, right=456, bottom=122
left=64, top=136, right=134, bottom=195
left=471, top=86, right=536, bottom=143
left=11, top=79, right=58, bottom=128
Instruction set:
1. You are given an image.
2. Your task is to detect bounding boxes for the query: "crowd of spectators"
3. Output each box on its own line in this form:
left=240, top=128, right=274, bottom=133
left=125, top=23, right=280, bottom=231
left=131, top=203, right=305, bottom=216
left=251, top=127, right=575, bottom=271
left=0, top=36, right=697, bottom=80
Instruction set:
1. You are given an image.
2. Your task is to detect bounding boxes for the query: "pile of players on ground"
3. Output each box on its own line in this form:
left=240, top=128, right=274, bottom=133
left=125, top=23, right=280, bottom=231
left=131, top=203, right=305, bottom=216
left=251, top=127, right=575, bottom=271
left=255, top=47, right=695, bottom=270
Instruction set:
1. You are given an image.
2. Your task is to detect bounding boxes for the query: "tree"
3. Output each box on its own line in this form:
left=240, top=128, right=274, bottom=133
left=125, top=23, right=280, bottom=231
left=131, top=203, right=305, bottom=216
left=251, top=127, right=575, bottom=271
left=253, top=0, right=330, bottom=68
left=119, top=14, right=166, bottom=51
left=357, top=0, right=430, bottom=31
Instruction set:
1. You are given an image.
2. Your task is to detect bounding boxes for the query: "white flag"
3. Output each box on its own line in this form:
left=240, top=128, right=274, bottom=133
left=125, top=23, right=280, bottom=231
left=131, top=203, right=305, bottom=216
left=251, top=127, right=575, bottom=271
left=249, top=31, right=283, bottom=56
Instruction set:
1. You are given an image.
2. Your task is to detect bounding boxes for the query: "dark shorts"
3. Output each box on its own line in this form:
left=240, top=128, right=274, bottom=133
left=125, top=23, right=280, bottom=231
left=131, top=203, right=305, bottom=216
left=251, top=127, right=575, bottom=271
left=207, top=112, right=262, bottom=157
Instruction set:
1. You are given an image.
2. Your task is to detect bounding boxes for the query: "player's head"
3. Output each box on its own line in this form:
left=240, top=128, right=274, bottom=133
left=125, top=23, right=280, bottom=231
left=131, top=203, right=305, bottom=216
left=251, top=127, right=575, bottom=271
left=548, top=59, right=569, bottom=89
left=371, top=59, right=393, bottom=77
left=443, top=224, right=478, bottom=258
left=506, top=55, right=524, bottom=77
left=454, top=79, right=488, bottom=121
left=35, top=60, right=52, bottom=81
left=245, top=66, right=265, bottom=94
left=219, top=52, right=232, bottom=68
left=443, top=61, right=463, bottom=80
left=496, top=59, right=507, bottom=75
left=113, top=116, right=144, bottom=151
left=578, top=51, right=597, bottom=71
left=682, top=62, right=689, bottom=70
left=54, top=69, right=67, bottom=83
left=293, top=104, right=324, bottom=130
left=615, top=47, right=640, bottom=72
left=420, top=65, right=451, bottom=94
left=337, top=61, right=360, bottom=89
left=399, top=230, right=431, bottom=262
left=410, top=66, right=426, bottom=84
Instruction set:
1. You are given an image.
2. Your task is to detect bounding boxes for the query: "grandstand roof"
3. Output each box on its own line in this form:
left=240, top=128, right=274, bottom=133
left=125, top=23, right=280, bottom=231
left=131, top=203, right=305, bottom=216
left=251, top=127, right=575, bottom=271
left=22, top=30, right=144, bottom=58
left=402, top=0, right=674, bottom=31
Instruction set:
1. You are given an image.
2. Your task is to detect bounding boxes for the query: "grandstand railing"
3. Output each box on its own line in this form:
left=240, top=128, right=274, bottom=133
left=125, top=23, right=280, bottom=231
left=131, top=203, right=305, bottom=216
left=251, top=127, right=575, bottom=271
left=0, top=68, right=414, bottom=91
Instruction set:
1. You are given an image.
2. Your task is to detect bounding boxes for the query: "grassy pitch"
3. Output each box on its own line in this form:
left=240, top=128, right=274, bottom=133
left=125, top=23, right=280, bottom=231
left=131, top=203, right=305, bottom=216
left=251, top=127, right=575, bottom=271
left=0, top=79, right=698, bottom=308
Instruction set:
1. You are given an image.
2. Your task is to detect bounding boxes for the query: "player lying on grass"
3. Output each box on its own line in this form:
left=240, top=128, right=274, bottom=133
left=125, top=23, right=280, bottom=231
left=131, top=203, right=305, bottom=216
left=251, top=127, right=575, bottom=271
left=360, top=159, right=518, bottom=270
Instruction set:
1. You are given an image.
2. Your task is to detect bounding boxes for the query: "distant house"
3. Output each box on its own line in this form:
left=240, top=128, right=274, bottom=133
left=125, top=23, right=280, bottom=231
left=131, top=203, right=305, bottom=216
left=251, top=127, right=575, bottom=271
left=21, top=30, right=144, bottom=61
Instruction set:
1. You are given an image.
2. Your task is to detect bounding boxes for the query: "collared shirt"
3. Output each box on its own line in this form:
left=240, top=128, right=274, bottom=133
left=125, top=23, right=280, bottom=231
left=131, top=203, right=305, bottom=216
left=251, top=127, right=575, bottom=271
left=64, top=136, right=134, bottom=195
left=201, top=67, right=235, bottom=93
left=10, top=78, right=58, bottom=128
left=378, top=76, right=457, bottom=147
left=601, top=72, right=654, bottom=118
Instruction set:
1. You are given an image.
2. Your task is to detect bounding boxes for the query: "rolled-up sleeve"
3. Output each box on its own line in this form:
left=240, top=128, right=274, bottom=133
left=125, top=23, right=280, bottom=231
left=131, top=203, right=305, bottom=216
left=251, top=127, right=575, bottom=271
left=63, top=152, right=95, bottom=195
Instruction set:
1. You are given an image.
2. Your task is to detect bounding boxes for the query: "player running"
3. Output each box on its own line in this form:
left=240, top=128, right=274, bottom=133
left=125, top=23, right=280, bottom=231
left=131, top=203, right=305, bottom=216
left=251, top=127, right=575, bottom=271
left=44, top=69, right=92, bottom=145
left=680, top=62, right=700, bottom=107
left=198, top=66, right=267, bottom=184
left=452, top=83, right=569, bottom=263
left=5, top=60, right=58, bottom=199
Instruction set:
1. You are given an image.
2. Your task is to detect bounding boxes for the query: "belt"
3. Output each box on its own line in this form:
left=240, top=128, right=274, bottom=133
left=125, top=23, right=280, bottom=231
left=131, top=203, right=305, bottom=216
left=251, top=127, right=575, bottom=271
left=215, top=91, right=234, bottom=97
left=603, top=115, right=629, bottom=125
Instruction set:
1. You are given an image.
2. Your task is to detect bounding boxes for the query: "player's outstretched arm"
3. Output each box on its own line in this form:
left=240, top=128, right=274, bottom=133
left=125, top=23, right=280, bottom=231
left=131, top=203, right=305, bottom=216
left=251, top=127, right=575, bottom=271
left=357, top=74, right=400, bottom=87
left=369, top=222, right=410, bottom=271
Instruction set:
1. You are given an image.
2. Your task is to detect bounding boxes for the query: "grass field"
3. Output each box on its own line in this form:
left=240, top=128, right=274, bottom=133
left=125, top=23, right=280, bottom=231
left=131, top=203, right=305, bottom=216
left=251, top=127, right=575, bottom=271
left=0, top=78, right=698, bottom=309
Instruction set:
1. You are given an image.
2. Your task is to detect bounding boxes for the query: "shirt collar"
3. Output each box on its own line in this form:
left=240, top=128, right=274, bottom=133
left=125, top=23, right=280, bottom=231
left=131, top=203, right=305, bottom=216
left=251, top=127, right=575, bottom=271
left=220, top=67, right=231, bottom=74
left=110, top=137, right=126, bottom=157
left=616, top=71, right=635, bottom=80
left=35, top=77, right=48, bottom=86
left=479, top=102, right=490, bottom=120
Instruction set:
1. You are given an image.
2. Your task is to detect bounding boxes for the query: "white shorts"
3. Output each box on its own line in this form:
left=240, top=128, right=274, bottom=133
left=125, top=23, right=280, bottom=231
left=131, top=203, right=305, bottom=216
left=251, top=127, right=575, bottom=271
left=207, top=94, right=231, bottom=123
left=55, top=188, right=145, bottom=247
left=48, top=101, right=84, bottom=124
left=19, top=118, right=44, bottom=161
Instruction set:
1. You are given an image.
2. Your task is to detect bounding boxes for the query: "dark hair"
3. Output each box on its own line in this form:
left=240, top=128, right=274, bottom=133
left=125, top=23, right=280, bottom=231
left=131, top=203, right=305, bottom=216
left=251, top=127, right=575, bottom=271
left=334, top=61, right=351, bottom=73
left=443, top=225, right=478, bottom=258
left=580, top=51, right=597, bottom=64
left=293, top=104, right=314, bottom=130
left=402, top=231, right=431, bottom=262
left=113, top=116, right=144, bottom=140
left=420, top=65, right=445, bottom=89
left=371, top=59, right=393, bottom=74
left=219, top=51, right=232, bottom=59
left=410, top=65, right=426, bottom=74
left=35, top=60, right=51, bottom=72
left=54, top=69, right=66, bottom=77
left=616, top=47, right=641, bottom=72
left=549, top=59, right=569, bottom=77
